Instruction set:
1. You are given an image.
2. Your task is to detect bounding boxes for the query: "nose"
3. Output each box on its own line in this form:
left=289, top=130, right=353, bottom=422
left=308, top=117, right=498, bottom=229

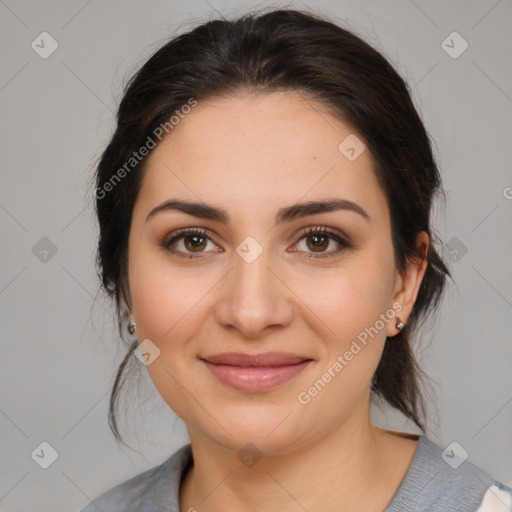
left=214, top=246, right=294, bottom=339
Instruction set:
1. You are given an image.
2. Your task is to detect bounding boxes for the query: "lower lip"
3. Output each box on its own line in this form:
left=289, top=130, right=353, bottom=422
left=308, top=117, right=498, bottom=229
left=201, top=360, right=312, bottom=392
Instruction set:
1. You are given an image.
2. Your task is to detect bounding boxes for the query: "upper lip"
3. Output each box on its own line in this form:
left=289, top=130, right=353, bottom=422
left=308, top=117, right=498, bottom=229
left=200, top=352, right=312, bottom=367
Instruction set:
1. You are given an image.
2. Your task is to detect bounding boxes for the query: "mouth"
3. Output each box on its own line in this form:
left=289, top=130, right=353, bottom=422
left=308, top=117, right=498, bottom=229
left=199, top=352, right=314, bottom=392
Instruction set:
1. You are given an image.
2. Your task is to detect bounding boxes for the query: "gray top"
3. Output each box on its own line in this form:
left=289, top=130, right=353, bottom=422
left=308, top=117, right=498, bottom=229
left=79, top=436, right=512, bottom=511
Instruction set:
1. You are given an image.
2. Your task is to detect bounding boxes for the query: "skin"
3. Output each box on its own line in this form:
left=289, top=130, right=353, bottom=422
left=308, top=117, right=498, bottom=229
left=126, top=90, right=429, bottom=512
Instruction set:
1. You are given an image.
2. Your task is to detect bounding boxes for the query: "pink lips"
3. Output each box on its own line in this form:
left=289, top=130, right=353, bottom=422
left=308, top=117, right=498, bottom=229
left=200, top=352, right=313, bottom=392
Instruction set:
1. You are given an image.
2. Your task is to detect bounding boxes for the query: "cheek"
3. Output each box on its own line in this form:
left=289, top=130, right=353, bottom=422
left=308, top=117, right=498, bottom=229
left=288, top=255, right=396, bottom=400
left=293, top=259, right=395, bottom=344
left=127, top=248, right=215, bottom=421
left=129, top=254, right=214, bottom=345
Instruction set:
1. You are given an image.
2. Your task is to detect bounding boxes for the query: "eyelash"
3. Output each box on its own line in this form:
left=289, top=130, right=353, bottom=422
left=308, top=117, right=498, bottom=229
left=162, top=226, right=352, bottom=260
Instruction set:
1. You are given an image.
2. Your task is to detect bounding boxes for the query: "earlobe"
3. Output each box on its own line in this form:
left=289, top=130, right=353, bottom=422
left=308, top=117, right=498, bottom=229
left=387, top=231, right=430, bottom=337
left=386, top=312, right=405, bottom=337
left=128, top=320, right=137, bottom=335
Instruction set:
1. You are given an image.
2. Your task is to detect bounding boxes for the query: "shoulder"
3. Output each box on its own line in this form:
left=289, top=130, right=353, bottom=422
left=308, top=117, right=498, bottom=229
left=386, top=436, right=512, bottom=512
left=79, top=443, right=192, bottom=512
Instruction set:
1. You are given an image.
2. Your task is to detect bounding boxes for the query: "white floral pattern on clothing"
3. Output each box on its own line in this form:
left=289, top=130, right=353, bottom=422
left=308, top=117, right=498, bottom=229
left=476, top=485, right=512, bottom=512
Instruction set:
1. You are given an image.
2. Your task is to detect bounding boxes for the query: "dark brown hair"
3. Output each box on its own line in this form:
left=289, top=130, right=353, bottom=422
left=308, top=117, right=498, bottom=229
left=92, top=7, right=450, bottom=445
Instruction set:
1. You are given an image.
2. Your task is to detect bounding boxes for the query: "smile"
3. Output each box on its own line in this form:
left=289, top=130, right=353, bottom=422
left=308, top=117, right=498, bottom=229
left=200, top=352, right=313, bottom=392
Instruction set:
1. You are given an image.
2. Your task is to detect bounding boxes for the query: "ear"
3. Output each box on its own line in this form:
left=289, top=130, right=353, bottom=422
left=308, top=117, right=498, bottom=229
left=119, top=257, right=134, bottom=316
left=122, top=282, right=133, bottom=316
left=386, top=231, right=429, bottom=337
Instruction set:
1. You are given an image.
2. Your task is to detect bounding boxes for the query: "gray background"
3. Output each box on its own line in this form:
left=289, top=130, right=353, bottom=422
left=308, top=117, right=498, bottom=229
left=1, top=0, right=511, bottom=510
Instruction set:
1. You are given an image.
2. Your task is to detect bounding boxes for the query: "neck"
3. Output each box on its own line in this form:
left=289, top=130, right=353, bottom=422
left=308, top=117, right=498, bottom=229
left=179, top=402, right=419, bottom=512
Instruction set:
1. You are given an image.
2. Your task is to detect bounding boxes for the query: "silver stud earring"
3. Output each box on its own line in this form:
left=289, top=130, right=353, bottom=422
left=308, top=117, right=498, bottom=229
left=128, top=321, right=137, bottom=336
left=395, top=317, right=404, bottom=331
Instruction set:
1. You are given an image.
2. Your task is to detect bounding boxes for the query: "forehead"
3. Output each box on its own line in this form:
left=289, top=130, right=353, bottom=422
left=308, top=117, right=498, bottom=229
left=135, top=91, right=388, bottom=224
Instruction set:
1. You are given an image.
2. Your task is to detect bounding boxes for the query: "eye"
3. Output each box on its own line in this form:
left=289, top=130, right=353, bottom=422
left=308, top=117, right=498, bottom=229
left=291, top=226, right=352, bottom=258
left=161, top=226, right=352, bottom=259
left=162, top=228, right=220, bottom=258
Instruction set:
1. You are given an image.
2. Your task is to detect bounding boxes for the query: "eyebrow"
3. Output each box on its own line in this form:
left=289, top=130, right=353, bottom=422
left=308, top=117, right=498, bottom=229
left=146, top=198, right=371, bottom=225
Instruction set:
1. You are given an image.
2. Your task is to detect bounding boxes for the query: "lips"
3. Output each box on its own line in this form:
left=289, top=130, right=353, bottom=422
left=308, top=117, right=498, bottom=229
left=202, top=352, right=310, bottom=367
left=200, top=352, right=313, bottom=392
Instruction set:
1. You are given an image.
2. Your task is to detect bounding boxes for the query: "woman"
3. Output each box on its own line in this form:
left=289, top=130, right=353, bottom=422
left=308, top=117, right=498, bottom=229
left=81, top=8, right=511, bottom=512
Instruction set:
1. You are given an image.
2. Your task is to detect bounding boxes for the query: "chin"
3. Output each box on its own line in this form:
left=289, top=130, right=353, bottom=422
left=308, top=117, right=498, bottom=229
left=197, top=403, right=306, bottom=454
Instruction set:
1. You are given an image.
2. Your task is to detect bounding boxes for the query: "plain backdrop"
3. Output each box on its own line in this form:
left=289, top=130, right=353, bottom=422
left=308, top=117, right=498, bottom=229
left=0, top=0, right=511, bottom=510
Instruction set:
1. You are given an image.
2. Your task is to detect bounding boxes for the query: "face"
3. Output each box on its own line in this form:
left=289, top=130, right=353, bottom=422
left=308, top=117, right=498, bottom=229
left=127, top=91, right=425, bottom=453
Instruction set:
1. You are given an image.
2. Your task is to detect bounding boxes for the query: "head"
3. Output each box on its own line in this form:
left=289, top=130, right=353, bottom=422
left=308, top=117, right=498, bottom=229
left=93, top=8, right=449, bottom=450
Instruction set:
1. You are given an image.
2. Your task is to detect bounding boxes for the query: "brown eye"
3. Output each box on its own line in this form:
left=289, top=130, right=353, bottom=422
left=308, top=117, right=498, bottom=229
left=182, top=233, right=208, bottom=252
left=293, top=227, right=351, bottom=258
left=163, top=228, right=219, bottom=258
left=305, top=232, right=330, bottom=252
